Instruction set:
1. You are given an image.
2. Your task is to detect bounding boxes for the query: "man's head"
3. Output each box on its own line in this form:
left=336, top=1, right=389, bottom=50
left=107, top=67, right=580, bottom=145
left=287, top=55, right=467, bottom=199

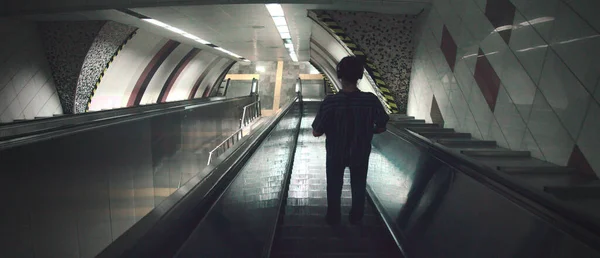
left=336, top=56, right=365, bottom=84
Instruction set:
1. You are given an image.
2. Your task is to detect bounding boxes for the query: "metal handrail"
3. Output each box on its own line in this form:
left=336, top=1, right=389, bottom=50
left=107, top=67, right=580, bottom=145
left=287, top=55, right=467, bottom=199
left=208, top=100, right=261, bottom=165
left=240, top=101, right=260, bottom=128
left=207, top=127, right=244, bottom=165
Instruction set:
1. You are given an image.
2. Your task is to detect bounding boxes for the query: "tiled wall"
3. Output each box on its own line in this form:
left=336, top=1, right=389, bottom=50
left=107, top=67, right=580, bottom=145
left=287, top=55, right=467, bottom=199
left=408, top=0, right=600, bottom=176
left=323, top=10, right=417, bottom=113
left=0, top=19, right=62, bottom=122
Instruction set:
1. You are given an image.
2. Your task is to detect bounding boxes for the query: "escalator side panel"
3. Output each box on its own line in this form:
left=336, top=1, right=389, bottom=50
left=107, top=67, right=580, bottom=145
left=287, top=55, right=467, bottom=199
left=174, top=104, right=302, bottom=257
left=369, top=131, right=600, bottom=258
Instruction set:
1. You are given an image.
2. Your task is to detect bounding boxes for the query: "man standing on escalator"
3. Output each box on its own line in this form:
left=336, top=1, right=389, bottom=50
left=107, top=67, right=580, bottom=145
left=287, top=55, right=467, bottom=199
left=312, top=56, right=389, bottom=225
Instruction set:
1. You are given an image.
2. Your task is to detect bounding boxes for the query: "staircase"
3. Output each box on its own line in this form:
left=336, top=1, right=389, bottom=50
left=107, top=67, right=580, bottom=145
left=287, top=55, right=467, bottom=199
left=388, top=114, right=600, bottom=209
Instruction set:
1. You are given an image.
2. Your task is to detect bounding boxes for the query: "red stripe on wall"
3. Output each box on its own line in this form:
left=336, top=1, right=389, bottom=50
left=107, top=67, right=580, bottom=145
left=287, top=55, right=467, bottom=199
left=127, top=40, right=180, bottom=107
left=157, top=48, right=201, bottom=103
left=188, top=57, right=223, bottom=100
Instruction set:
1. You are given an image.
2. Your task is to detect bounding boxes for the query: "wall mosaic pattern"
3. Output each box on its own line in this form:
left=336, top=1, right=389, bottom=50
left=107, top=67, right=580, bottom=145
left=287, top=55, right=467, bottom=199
left=75, top=21, right=137, bottom=113
left=38, top=21, right=106, bottom=114
left=323, top=10, right=418, bottom=113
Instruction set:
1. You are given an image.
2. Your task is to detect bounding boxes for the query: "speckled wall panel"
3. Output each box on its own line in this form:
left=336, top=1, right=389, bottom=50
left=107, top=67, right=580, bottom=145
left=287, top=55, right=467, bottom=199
left=74, top=21, right=137, bottom=113
left=321, top=10, right=417, bottom=113
left=38, top=21, right=106, bottom=114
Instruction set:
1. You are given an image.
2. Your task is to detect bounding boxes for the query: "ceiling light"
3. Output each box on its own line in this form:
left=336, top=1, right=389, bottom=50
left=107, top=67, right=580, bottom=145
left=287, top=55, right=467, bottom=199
left=277, top=26, right=289, bottom=33
left=280, top=32, right=291, bottom=39
left=195, top=38, right=210, bottom=45
left=290, top=53, right=298, bottom=62
left=266, top=4, right=284, bottom=17
left=181, top=33, right=199, bottom=40
left=256, top=66, right=266, bottom=73
left=166, top=26, right=185, bottom=34
left=284, top=43, right=293, bottom=49
left=142, top=19, right=168, bottom=27
left=272, top=17, right=287, bottom=26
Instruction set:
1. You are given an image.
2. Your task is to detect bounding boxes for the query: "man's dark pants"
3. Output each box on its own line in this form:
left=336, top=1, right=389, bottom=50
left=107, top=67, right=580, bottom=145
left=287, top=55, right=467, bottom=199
left=325, top=151, right=370, bottom=220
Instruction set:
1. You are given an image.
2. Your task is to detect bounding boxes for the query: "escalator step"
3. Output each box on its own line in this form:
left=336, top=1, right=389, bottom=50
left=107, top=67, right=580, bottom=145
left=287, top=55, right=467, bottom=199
left=418, top=132, right=471, bottom=139
left=498, top=166, right=576, bottom=175
left=461, top=150, right=531, bottom=158
left=437, top=139, right=497, bottom=147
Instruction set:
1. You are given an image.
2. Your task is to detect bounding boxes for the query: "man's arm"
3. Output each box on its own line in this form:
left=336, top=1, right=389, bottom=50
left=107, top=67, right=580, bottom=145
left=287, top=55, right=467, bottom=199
left=373, top=95, right=390, bottom=134
left=312, top=99, right=328, bottom=137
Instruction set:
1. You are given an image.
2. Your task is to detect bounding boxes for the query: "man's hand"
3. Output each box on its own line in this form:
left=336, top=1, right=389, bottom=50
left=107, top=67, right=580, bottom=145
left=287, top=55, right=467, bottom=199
left=313, top=130, right=324, bottom=137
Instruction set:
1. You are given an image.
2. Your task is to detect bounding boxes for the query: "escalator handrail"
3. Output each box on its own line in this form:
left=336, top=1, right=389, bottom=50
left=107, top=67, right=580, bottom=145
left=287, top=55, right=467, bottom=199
left=386, top=125, right=600, bottom=251
left=98, top=96, right=299, bottom=258
left=0, top=96, right=255, bottom=151
left=0, top=96, right=248, bottom=141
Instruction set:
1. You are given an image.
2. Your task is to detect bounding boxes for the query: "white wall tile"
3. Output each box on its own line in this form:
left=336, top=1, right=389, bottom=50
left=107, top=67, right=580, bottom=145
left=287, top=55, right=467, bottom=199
left=537, top=49, right=592, bottom=139
left=509, top=0, right=560, bottom=41
left=527, top=90, right=575, bottom=165
left=2, top=98, right=24, bottom=120
left=473, top=0, right=488, bottom=12
left=487, top=117, right=510, bottom=148
left=566, top=0, right=600, bottom=33
left=548, top=1, right=600, bottom=92
left=464, top=110, right=483, bottom=139
left=498, top=50, right=537, bottom=119
left=508, top=11, right=549, bottom=85
left=426, top=8, right=445, bottom=43
left=480, top=32, right=508, bottom=73
left=459, top=0, right=494, bottom=42
left=0, top=81, right=16, bottom=114
left=467, top=83, right=494, bottom=139
left=520, top=128, right=546, bottom=161
left=494, top=85, right=528, bottom=149
left=577, top=100, right=600, bottom=177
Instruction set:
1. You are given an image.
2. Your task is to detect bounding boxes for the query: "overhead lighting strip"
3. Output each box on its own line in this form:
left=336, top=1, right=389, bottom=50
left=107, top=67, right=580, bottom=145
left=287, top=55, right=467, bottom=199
left=266, top=4, right=298, bottom=62
left=141, top=18, right=248, bottom=61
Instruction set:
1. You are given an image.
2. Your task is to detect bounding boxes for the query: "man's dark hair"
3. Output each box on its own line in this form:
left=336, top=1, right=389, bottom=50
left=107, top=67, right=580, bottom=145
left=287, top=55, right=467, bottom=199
left=336, top=56, right=365, bottom=82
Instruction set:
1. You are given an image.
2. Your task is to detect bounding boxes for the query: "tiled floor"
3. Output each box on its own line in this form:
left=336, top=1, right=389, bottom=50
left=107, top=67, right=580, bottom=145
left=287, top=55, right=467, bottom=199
left=270, top=103, right=402, bottom=258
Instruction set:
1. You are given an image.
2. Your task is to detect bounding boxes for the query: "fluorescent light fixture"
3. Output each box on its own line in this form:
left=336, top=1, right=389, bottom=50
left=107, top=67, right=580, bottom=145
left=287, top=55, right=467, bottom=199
left=280, top=32, right=291, bottom=39
left=290, top=52, right=298, bottom=62
left=195, top=38, right=210, bottom=45
left=277, top=26, right=289, bottom=33
left=215, top=47, right=242, bottom=58
left=266, top=4, right=284, bottom=17
left=256, top=66, right=266, bottom=73
left=272, top=16, right=287, bottom=26
left=143, top=19, right=168, bottom=27
left=284, top=43, right=293, bottom=49
left=166, top=26, right=185, bottom=34
left=243, top=59, right=251, bottom=62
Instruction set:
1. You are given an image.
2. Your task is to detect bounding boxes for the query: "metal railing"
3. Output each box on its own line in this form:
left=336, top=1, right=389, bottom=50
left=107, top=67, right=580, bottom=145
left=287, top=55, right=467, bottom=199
left=240, top=101, right=260, bottom=128
left=207, top=127, right=244, bottom=165
left=207, top=100, right=261, bottom=165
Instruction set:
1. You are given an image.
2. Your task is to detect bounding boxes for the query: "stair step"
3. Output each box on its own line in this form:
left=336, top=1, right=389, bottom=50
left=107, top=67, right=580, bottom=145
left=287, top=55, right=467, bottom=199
left=392, top=119, right=426, bottom=124
left=418, top=132, right=471, bottom=139
left=407, top=127, right=454, bottom=133
left=498, top=166, right=576, bottom=175
left=390, top=116, right=416, bottom=121
left=437, top=139, right=497, bottom=148
left=544, top=182, right=600, bottom=200
left=461, top=150, right=531, bottom=158
left=392, top=123, right=440, bottom=128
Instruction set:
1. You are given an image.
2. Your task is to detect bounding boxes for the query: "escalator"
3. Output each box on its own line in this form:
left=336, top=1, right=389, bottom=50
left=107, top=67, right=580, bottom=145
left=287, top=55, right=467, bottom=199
left=174, top=101, right=401, bottom=257
left=100, top=97, right=600, bottom=258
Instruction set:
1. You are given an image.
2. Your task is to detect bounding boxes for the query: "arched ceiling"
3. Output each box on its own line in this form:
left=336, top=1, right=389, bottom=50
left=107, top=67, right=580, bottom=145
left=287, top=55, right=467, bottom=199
left=19, top=2, right=429, bottom=62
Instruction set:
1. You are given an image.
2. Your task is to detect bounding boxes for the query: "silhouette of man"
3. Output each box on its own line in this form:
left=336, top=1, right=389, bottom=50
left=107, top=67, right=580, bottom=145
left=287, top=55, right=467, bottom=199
left=312, top=56, right=390, bottom=225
